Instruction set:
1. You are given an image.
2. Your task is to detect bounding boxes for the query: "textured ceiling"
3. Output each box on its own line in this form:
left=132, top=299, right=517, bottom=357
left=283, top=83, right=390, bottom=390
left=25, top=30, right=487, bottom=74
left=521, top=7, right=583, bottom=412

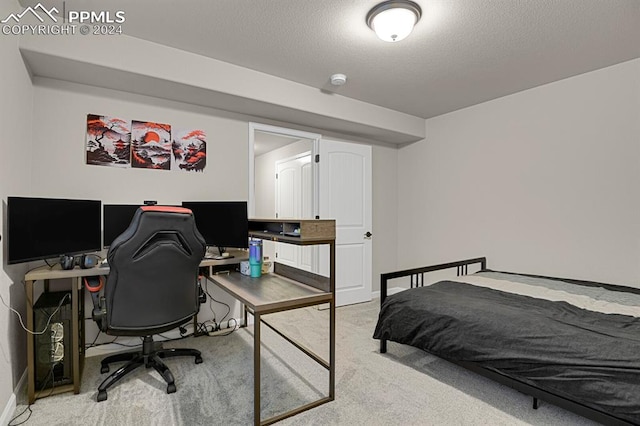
left=24, top=0, right=640, bottom=119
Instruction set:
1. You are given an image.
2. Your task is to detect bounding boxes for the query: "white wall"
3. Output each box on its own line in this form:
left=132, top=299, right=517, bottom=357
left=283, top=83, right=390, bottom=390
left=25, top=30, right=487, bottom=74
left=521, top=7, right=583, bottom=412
left=0, top=0, right=34, bottom=420
left=372, top=144, right=398, bottom=293
left=397, top=58, right=640, bottom=287
left=31, top=78, right=249, bottom=204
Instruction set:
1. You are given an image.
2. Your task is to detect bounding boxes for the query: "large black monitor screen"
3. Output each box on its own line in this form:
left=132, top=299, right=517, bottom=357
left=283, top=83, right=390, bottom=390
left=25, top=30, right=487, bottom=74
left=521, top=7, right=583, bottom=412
left=103, top=204, right=142, bottom=247
left=7, top=197, right=102, bottom=264
left=181, top=201, right=249, bottom=252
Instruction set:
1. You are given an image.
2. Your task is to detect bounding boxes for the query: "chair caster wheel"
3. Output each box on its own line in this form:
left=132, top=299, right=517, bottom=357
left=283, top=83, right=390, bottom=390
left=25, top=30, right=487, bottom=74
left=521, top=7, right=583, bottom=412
left=167, top=383, right=176, bottom=394
left=97, top=391, right=108, bottom=402
left=195, top=355, right=203, bottom=364
left=100, top=365, right=110, bottom=374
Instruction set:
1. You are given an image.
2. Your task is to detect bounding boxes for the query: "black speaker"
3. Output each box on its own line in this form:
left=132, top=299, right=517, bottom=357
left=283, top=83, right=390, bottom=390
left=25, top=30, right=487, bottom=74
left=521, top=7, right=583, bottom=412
left=59, top=255, right=75, bottom=270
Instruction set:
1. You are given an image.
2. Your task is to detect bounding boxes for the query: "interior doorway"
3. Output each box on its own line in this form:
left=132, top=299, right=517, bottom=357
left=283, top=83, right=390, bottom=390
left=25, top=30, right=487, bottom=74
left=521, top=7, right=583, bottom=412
left=248, top=123, right=320, bottom=272
left=248, top=124, right=373, bottom=306
left=274, top=152, right=316, bottom=271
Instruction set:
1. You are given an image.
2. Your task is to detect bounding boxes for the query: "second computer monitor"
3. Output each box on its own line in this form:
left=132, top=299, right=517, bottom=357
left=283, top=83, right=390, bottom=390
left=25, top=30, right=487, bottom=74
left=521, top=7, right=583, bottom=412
left=103, top=204, right=142, bottom=247
left=181, top=201, right=249, bottom=255
left=7, top=196, right=101, bottom=264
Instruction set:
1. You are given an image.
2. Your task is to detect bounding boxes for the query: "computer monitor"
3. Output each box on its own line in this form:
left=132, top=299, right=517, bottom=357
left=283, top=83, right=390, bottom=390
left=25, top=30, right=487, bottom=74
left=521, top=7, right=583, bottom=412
left=7, top=196, right=102, bottom=264
left=181, top=201, right=249, bottom=257
left=103, top=204, right=142, bottom=247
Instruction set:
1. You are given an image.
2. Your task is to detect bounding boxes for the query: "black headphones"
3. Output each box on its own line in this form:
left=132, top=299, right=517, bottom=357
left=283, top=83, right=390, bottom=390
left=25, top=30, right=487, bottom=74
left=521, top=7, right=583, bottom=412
left=78, top=254, right=100, bottom=269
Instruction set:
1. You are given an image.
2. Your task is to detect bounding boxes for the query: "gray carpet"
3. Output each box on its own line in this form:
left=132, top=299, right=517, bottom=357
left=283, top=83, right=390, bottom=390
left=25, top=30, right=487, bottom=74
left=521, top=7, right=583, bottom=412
left=11, top=300, right=597, bottom=425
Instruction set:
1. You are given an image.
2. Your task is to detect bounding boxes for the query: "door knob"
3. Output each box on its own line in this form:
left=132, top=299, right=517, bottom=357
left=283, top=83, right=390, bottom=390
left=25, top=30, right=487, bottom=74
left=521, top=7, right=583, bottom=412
left=364, top=231, right=372, bottom=239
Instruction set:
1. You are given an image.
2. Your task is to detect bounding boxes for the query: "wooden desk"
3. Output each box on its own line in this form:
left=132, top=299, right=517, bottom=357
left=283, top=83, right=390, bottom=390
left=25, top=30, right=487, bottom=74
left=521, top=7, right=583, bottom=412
left=24, top=250, right=247, bottom=403
left=208, top=219, right=335, bottom=426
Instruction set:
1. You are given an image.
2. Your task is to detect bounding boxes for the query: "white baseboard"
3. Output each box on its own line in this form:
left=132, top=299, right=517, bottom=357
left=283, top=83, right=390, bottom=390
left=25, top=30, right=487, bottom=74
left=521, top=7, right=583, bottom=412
left=373, top=287, right=405, bottom=300
left=1, top=370, right=27, bottom=426
left=0, top=392, right=16, bottom=426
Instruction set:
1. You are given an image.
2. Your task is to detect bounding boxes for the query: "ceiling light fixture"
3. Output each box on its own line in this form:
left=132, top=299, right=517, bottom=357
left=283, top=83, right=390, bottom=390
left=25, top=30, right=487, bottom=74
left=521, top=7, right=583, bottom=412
left=366, top=0, right=422, bottom=42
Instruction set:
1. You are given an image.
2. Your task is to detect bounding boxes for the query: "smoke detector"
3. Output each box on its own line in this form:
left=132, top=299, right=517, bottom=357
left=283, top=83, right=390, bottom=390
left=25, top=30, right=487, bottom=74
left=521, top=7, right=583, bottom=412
left=330, top=73, right=347, bottom=86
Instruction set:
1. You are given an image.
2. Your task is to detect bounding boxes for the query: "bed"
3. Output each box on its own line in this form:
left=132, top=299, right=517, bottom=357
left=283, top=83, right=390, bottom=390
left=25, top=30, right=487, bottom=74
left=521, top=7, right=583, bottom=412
left=373, top=257, right=640, bottom=425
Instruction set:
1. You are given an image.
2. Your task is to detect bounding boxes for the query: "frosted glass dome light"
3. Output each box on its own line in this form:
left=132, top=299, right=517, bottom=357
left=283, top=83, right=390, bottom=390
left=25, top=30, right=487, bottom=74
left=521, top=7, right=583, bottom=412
left=366, top=1, right=422, bottom=42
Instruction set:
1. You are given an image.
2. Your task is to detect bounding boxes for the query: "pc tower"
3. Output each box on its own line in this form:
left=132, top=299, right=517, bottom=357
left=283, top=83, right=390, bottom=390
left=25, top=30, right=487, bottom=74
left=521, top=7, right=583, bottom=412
left=33, top=291, right=73, bottom=390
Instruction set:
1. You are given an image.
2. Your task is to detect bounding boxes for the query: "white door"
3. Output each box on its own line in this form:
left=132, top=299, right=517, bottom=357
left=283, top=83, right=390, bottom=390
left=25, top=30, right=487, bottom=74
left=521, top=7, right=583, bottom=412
left=275, top=153, right=315, bottom=271
left=319, top=139, right=372, bottom=306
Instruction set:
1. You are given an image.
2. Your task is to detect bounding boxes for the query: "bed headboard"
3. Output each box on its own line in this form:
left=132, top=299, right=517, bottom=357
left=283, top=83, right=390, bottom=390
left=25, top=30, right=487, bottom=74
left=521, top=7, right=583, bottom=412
left=380, top=257, right=486, bottom=305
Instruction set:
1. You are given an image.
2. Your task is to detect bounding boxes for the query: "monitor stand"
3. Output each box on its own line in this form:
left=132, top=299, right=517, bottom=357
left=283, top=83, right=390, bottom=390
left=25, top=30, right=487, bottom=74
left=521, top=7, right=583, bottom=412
left=204, top=246, right=234, bottom=260
left=212, top=254, right=234, bottom=260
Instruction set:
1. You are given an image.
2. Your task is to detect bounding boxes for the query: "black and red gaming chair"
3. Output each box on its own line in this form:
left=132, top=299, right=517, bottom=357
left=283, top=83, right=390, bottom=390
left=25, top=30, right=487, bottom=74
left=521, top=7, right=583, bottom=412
left=89, top=205, right=206, bottom=402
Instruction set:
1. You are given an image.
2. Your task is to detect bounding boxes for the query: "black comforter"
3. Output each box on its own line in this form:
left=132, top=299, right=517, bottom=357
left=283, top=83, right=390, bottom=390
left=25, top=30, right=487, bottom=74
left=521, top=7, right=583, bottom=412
left=373, top=279, right=640, bottom=423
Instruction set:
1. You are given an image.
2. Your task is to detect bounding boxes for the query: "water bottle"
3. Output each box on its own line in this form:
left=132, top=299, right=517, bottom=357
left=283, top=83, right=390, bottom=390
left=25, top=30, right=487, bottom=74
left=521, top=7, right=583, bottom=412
left=249, top=239, right=262, bottom=278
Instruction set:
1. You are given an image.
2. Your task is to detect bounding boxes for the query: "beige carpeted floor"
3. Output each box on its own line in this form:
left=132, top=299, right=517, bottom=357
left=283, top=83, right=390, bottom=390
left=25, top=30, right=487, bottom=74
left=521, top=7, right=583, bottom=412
left=10, top=300, right=597, bottom=425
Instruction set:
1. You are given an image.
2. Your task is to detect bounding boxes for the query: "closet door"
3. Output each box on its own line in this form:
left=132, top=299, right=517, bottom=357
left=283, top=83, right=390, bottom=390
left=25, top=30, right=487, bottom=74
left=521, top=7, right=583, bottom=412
left=319, top=139, right=372, bottom=306
left=275, top=153, right=315, bottom=271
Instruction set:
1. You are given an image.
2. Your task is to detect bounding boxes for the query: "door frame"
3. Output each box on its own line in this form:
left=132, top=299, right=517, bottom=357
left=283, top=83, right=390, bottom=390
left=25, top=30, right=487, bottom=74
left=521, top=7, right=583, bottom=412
left=248, top=123, right=321, bottom=218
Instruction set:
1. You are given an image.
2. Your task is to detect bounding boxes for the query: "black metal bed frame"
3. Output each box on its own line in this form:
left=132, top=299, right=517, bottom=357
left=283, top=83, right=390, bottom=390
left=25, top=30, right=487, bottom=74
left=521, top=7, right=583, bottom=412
left=379, top=257, right=636, bottom=426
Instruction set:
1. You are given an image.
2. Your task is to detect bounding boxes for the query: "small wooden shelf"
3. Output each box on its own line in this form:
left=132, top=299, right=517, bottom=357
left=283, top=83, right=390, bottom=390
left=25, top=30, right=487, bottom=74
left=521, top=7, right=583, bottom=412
left=249, top=218, right=335, bottom=243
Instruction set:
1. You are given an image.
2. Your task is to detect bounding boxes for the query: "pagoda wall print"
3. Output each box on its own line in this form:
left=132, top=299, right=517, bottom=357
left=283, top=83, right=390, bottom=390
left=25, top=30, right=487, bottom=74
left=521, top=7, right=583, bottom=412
left=172, top=129, right=207, bottom=172
left=131, top=120, right=172, bottom=170
left=85, top=114, right=209, bottom=173
left=86, top=114, right=131, bottom=167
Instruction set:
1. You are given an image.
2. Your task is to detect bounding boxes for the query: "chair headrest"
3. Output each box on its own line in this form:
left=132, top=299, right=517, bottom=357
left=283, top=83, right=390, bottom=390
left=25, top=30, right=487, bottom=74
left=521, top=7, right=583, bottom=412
left=140, top=205, right=193, bottom=215
left=107, top=205, right=205, bottom=263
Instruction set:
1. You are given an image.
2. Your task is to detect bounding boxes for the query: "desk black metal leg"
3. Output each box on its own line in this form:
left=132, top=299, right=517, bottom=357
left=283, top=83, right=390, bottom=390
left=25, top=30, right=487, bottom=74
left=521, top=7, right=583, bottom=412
left=329, top=241, right=336, bottom=400
left=72, top=277, right=81, bottom=393
left=330, top=301, right=335, bottom=399
left=254, top=312, right=261, bottom=426
left=26, top=280, right=35, bottom=404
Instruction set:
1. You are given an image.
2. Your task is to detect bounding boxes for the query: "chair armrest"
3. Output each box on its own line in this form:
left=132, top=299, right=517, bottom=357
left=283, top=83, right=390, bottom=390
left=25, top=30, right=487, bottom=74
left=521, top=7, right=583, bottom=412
left=84, top=276, right=107, bottom=332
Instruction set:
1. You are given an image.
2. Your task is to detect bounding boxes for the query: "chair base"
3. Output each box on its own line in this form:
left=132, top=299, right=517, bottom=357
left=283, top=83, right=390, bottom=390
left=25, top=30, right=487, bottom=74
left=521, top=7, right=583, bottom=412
left=96, top=336, right=202, bottom=402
